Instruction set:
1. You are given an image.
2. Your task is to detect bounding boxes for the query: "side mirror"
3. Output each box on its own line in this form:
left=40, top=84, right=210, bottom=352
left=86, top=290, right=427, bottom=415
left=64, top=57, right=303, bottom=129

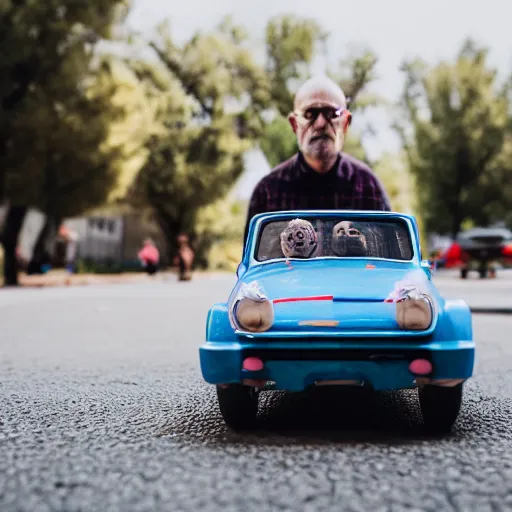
left=421, top=259, right=435, bottom=275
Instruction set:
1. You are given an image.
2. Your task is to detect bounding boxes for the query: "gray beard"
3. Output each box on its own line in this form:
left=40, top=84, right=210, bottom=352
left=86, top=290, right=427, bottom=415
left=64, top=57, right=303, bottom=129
left=301, top=136, right=342, bottom=164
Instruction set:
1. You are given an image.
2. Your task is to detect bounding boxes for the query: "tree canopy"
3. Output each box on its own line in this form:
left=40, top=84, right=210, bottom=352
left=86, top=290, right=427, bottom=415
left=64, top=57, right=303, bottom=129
left=0, top=0, right=134, bottom=284
left=125, top=18, right=271, bottom=256
left=395, top=40, right=512, bottom=236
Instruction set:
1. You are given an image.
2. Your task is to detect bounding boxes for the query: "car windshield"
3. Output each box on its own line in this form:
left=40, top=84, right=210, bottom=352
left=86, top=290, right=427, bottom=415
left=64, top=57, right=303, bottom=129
left=255, top=216, right=414, bottom=262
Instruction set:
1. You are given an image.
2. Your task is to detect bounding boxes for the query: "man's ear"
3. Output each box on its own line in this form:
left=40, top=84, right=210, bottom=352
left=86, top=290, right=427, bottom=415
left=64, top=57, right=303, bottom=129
left=288, top=113, right=298, bottom=133
left=343, top=111, right=352, bottom=133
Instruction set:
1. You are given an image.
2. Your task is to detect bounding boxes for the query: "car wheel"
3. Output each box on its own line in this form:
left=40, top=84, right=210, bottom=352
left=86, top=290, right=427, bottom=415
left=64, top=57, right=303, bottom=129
left=418, top=383, right=463, bottom=433
left=479, top=267, right=488, bottom=279
left=216, top=384, right=258, bottom=431
left=460, top=268, right=468, bottom=279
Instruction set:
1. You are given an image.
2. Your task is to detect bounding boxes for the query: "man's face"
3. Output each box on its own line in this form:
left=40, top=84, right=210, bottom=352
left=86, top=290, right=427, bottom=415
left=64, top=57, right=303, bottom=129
left=289, top=88, right=351, bottom=165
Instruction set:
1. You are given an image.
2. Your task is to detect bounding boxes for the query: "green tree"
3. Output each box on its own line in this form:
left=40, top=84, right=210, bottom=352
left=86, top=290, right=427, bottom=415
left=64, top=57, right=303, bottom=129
left=126, top=18, right=271, bottom=259
left=372, top=151, right=414, bottom=214
left=194, top=197, right=247, bottom=271
left=394, top=40, right=512, bottom=237
left=259, top=114, right=297, bottom=168
left=5, top=57, right=128, bottom=219
left=265, top=14, right=328, bottom=117
left=0, top=0, right=132, bottom=285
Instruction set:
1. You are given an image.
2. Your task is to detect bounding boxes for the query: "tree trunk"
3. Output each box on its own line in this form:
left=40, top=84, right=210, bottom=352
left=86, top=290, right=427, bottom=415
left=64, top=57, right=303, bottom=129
left=451, top=211, right=463, bottom=239
left=157, top=216, right=182, bottom=267
left=27, top=215, right=59, bottom=274
left=1, top=205, right=28, bottom=286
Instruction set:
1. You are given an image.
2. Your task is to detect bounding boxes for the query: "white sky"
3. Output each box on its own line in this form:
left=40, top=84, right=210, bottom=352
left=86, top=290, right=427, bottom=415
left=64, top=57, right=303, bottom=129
left=126, top=0, right=512, bottom=160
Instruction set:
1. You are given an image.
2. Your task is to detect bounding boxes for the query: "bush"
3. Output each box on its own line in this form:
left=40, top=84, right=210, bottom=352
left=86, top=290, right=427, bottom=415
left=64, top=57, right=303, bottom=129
left=194, top=197, right=246, bottom=271
left=75, top=258, right=149, bottom=274
left=207, top=240, right=243, bottom=272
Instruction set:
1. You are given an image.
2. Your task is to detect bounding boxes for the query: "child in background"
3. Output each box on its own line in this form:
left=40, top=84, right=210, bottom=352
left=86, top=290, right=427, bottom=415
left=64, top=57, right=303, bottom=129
left=173, top=233, right=194, bottom=281
left=138, top=238, right=160, bottom=275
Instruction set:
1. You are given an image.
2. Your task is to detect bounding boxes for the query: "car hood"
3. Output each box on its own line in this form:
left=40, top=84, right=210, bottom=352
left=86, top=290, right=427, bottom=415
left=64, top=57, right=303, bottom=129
left=234, top=260, right=438, bottom=337
left=239, top=260, right=431, bottom=300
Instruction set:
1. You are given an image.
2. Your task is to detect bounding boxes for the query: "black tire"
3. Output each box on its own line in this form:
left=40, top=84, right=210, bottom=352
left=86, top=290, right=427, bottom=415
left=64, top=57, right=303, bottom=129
left=418, top=383, right=463, bottom=433
left=460, top=268, right=468, bottom=279
left=479, top=267, right=487, bottom=279
left=216, top=384, right=258, bottom=431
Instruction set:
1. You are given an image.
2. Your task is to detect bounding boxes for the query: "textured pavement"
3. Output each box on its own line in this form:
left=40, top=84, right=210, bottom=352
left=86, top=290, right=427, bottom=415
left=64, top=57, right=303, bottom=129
left=1, top=276, right=512, bottom=511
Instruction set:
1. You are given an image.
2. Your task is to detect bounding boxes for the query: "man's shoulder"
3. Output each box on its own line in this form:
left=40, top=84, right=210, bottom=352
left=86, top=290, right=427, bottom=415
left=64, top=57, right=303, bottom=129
left=254, top=153, right=300, bottom=189
left=339, top=152, right=376, bottom=180
left=340, top=152, right=390, bottom=207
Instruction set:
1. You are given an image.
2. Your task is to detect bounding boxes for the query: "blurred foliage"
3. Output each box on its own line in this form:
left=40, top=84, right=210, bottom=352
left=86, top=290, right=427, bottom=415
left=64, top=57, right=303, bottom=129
left=0, top=0, right=133, bottom=211
left=395, top=39, right=512, bottom=237
left=371, top=150, right=431, bottom=253
left=75, top=258, right=143, bottom=274
left=0, top=0, right=133, bottom=284
left=4, top=56, right=134, bottom=218
left=194, top=198, right=246, bottom=271
left=372, top=150, right=415, bottom=214
left=259, top=114, right=298, bottom=168
left=265, top=14, right=328, bottom=117
left=125, top=17, right=271, bottom=258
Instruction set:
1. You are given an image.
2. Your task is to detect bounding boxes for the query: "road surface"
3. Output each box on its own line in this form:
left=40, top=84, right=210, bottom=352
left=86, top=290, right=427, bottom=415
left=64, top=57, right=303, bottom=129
left=433, top=268, right=512, bottom=312
left=1, top=274, right=511, bottom=511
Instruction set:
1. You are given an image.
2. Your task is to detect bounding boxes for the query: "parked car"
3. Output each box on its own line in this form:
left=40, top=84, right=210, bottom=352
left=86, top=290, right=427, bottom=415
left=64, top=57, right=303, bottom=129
left=455, top=227, right=512, bottom=278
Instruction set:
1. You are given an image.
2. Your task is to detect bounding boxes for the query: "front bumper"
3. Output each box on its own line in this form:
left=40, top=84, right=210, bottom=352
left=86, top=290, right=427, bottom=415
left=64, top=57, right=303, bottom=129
left=199, top=340, right=475, bottom=392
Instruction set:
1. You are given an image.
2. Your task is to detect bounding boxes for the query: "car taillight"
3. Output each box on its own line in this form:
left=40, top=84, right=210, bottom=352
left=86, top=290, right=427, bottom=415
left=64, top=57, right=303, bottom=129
left=502, top=243, right=512, bottom=257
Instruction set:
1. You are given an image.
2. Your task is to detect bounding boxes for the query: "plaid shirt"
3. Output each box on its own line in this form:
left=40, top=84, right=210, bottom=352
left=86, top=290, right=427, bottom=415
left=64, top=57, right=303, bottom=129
left=244, top=151, right=392, bottom=242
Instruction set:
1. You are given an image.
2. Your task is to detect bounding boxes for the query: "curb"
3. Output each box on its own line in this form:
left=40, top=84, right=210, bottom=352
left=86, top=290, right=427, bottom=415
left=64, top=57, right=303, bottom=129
left=470, top=307, right=512, bottom=315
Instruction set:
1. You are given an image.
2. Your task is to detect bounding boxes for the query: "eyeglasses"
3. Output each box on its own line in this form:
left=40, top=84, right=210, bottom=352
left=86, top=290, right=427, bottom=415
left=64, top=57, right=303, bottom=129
left=296, top=106, right=348, bottom=122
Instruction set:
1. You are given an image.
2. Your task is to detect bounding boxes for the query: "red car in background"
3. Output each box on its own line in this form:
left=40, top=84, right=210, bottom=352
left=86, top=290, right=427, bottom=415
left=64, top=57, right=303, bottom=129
left=438, top=227, right=512, bottom=278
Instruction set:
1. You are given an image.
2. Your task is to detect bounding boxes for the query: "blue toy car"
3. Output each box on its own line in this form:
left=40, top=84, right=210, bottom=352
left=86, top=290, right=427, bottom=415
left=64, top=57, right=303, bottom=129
left=199, top=210, right=475, bottom=433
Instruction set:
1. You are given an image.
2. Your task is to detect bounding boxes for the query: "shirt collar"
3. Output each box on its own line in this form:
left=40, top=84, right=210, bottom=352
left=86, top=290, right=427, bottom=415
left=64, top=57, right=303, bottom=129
left=297, top=151, right=341, bottom=177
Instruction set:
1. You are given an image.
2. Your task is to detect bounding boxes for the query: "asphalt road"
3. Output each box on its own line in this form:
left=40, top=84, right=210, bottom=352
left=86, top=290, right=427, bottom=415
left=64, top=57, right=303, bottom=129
left=1, top=274, right=512, bottom=512
left=433, top=268, right=512, bottom=312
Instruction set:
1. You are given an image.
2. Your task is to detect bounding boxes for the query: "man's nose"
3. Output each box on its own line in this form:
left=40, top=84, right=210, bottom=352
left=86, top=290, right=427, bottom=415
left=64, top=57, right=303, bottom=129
left=312, top=113, right=328, bottom=128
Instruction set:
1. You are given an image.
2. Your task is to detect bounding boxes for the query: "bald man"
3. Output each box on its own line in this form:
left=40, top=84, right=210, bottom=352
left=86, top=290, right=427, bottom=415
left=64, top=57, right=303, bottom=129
left=243, top=75, right=391, bottom=243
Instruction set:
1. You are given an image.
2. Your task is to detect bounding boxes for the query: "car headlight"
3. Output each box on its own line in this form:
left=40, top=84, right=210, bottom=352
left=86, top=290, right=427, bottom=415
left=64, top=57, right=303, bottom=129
left=229, top=280, right=274, bottom=333
left=395, top=287, right=434, bottom=330
left=234, top=297, right=274, bottom=332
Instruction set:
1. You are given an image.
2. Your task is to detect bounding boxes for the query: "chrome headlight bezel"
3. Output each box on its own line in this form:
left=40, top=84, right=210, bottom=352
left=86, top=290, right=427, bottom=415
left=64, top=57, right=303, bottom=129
left=228, top=281, right=275, bottom=333
left=395, top=287, right=436, bottom=330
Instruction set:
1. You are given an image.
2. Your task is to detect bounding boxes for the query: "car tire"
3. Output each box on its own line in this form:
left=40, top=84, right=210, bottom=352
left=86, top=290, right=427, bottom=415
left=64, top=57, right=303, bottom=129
left=418, top=383, right=463, bottom=433
left=460, top=268, right=468, bottom=279
left=216, top=384, right=258, bottom=431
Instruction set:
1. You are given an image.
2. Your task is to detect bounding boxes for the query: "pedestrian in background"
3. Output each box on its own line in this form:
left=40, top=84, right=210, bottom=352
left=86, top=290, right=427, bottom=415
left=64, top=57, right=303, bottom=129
left=173, top=233, right=194, bottom=281
left=138, top=238, right=160, bottom=276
